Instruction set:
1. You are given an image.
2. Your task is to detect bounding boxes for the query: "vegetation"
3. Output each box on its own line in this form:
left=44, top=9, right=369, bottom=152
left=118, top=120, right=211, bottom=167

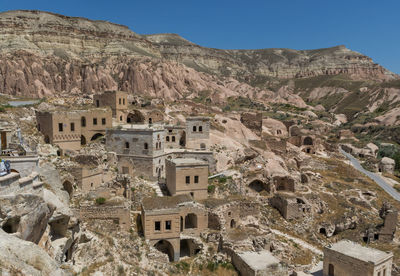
left=95, top=197, right=106, bottom=205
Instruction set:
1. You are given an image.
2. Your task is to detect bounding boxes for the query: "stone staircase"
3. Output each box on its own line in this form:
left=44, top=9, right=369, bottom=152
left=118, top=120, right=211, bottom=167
left=148, top=181, right=164, bottom=197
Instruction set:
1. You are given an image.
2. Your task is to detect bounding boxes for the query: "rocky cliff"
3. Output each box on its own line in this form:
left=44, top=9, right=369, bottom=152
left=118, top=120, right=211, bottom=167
left=0, top=9, right=398, bottom=100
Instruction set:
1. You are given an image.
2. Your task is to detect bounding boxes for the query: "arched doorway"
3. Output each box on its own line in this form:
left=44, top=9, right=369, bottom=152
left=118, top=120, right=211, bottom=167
left=44, top=135, right=50, bottom=144
left=248, top=179, right=266, bottom=193
left=62, top=180, right=73, bottom=197
left=184, top=213, right=198, bottom=229
left=230, top=219, right=236, bottom=228
left=200, top=143, right=206, bottom=150
left=303, top=136, right=313, bottom=146
left=81, top=135, right=87, bottom=146
left=154, top=240, right=175, bottom=262
left=127, top=111, right=145, bottom=123
left=91, top=133, right=104, bottom=141
left=179, top=131, right=186, bottom=147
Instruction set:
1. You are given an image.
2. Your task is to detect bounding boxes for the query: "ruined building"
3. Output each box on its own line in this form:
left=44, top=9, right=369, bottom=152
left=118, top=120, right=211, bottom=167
left=141, top=195, right=207, bottom=261
left=36, top=108, right=112, bottom=154
left=165, top=158, right=208, bottom=200
left=94, top=90, right=128, bottom=122
left=106, top=124, right=166, bottom=178
left=106, top=116, right=215, bottom=179
left=269, top=192, right=311, bottom=220
left=323, top=240, right=393, bottom=276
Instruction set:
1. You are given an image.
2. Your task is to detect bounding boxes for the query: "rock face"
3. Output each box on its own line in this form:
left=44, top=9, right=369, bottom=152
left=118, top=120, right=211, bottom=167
left=0, top=194, right=55, bottom=244
left=0, top=10, right=397, bottom=99
left=0, top=229, right=66, bottom=276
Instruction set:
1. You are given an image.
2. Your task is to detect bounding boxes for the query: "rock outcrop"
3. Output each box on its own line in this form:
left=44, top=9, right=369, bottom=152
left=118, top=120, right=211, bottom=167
left=0, top=10, right=397, bottom=100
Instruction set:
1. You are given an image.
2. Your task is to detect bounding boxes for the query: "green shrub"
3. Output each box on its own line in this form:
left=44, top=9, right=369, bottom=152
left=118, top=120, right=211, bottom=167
left=95, top=197, right=106, bottom=205
left=207, top=185, right=215, bottom=193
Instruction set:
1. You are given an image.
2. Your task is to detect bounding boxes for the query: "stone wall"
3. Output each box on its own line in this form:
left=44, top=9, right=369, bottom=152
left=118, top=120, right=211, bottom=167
left=75, top=204, right=131, bottom=231
left=323, top=247, right=392, bottom=276
left=4, top=155, right=39, bottom=177
left=186, top=117, right=210, bottom=150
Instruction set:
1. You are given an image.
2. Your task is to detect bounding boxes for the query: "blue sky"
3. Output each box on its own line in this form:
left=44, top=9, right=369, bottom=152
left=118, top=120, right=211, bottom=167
left=1, top=0, right=399, bottom=74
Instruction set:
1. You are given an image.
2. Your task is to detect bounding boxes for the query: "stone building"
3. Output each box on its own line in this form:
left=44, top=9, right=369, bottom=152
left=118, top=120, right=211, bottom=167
left=231, top=250, right=287, bottom=276
left=141, top=195, right=208, bottom=261
left=323, top=240, right=393, bottom=276
left=378, top=203, right=398, bottom=242
left=70, top=166, right=103, bottom=192
left=36, top=108, right=112, bottom=154
left=269, top=192, right=311, bottom=220
left=93, top=91, right=128, bottom=122
left=379, top=157, right=396, bottom=174
left=126, top=109, right=164, bottom=125
left=164, top=125, right=186, bottom=149
left=166, top=158, right=208, bottom=200
left=185, top=117, right=210, bottom=150
left=106, top=124, right=165, bottom=178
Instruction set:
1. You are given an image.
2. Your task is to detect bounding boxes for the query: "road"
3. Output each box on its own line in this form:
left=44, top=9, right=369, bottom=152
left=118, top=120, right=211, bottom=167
left=339, top=148, right=400, bottom=202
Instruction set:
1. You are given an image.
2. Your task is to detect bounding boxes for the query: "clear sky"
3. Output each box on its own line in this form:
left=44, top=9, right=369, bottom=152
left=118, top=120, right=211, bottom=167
left=1, top=0, right=399, bottom=74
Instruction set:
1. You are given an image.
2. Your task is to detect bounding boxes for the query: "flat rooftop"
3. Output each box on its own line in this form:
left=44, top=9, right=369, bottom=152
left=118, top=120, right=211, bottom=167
left=142, top=194, right=193, bottom=211
left=169, top=158, right=208, bottom=166
left=186, top=116, right=210, bottom=121
left=327, top=240, right=393, bottom=264
left=237, top=250, right=280, bottom=271
left=115, top=124, right=165, bottom=131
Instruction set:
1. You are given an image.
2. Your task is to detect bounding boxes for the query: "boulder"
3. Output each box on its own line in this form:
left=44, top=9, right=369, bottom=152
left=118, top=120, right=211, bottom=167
left=0, top=229, right=67, bottom=275
left=0, top=194, right=55, bottom=244
left=379, top=157, right=396, bottom=174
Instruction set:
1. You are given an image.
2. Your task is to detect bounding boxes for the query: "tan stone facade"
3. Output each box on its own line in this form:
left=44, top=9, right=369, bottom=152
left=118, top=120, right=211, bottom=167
left=185, top=117, right=210, bottom=150
left=36, top=108, right=112, bottom=154
left=94, top=91, right=128, bottom=122
left=166, top=158, right=208, bottom=200
left=141, top=195, right=208, bottom=261
left=71, top=167, right=103, bottom=192
left=323, top=240, right=393, bottom=276
left=269, top=192, right=311, bottom=220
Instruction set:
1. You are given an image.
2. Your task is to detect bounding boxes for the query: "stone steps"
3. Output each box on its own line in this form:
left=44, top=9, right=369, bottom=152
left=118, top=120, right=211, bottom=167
left=149, top=181, right=163, bottom=197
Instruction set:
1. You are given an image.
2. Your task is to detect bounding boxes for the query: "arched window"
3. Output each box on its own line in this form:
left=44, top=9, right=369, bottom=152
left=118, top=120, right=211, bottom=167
left=172, top=136, right=175, bottom=142
left=193, top=126, right=197, bottom=132
left=125, top=142, right=129, bottom=149
left=81, top=117, right=86, bottom=127
left=166, top=136, right=170, bottom=142
left=120, top=115, right=123, bottom=121
left=199, top=126, right=202, bottom=132
left=144, top=143, right=148, bottom=150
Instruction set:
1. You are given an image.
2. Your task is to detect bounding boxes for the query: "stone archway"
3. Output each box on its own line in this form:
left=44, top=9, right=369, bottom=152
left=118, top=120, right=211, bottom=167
left=127, top=110, right=145, bottom=123
left=248, top=179, right=267, bottom=193
left=62, top=180, right=73, bottom=197
left=303, top=136, right=313, bottom=146
left=91, top=133, right=104, bottom=141
left=180, top=239, right=201, bottom=258
left=154, top=240, right=175, bottom=262
left=230, top=219, right=236, bottom=228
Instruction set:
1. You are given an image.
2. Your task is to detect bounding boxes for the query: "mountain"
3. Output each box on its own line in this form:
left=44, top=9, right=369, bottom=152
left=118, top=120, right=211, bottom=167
left=0, top=9, right=399, bottom=122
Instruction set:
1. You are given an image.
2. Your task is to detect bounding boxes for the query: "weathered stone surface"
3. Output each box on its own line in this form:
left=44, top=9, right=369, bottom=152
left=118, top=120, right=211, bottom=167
left=0, top=194, right=55, bottom=244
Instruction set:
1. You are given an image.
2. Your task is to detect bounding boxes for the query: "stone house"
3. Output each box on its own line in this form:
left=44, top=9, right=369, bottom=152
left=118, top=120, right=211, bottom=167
left=231, top=250, right=287, bottom=276
left=93, top=91, right=128, bottom=122
left=126, top=109, right=164, bottom=125
left=106, top=124, right=166, bottom=178
left=164, top=125, right=186, bottom=149
left=106, top=116, right=215, bottom=179
left=141, top=195, right=208, bottom=261
left=269, top=192, right=311, bottom=220
left=70, top=166, right=103, bottom=192
left=323, top=240, right=393, bottom=276
left=36, top=108, right=112, bottom=154
left=185, top=117, right=210, bottom=150
left=165, top=158, right=208, bottom=200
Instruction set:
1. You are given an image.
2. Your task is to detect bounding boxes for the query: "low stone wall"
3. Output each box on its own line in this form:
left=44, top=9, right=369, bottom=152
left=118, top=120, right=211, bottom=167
left=3, top=155, right=39, bottom=177
left=74, top=204, right=131, bottom=231
left=0, top=172, right=42, bottom=195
